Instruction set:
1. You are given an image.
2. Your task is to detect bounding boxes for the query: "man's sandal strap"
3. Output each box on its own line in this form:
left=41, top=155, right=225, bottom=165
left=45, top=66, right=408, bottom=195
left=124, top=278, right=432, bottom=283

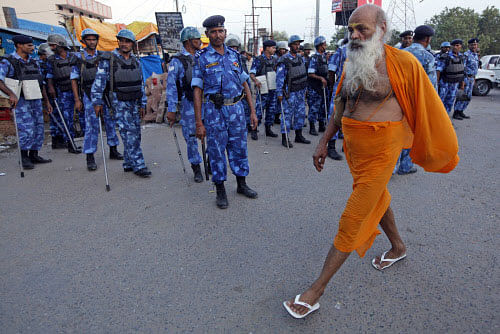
left=294, top=294, right=313, bottom=310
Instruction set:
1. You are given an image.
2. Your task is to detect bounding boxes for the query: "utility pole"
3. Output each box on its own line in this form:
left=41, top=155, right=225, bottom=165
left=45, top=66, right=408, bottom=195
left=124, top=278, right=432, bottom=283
left=174, top=0, right=179, bottom=12
left=305, top=17, right=315, bottom=43
left=314, top=0, right=320, bottom=39
left=251, top=0, right=274, bottom=45
left=387, top=0, right=416, bottom=31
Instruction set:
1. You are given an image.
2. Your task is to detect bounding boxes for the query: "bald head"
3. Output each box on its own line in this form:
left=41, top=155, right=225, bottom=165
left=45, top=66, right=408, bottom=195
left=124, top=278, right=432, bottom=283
left=348, top=5, right=388, bottom=44
left=350, top=4, right=387, bottom=26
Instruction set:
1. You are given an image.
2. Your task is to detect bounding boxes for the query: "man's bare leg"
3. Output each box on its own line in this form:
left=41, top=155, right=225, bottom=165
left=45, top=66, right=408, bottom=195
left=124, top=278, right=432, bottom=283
left=286, top=245, right=351, bottom=315
left=372, top=206, right=407, bottom=269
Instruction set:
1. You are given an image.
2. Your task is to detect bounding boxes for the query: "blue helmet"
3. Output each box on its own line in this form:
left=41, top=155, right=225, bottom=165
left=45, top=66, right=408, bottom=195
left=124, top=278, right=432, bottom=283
left=81, top=28, right=99, bottom=39
left=288, top=35, right=304, bottom=46
left=180, top=27, right=201, bottom=42
left=116, top=29, right=136, bottom=42
left=314, top=36, right=326, bottom=47
left=440, top=41, right=451, bottom=47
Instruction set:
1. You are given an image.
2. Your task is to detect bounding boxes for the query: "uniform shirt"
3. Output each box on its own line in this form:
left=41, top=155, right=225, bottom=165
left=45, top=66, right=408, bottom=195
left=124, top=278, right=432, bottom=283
left=308, top=52, right=327, bottom=74
left=45, top=52, right=76, bottom=79
left=70, top=48, right=101, bottom=80
left=276, top=52, right=305, bottom=98
left=463, top=49, right=479, bottom=77
left=328, top=46, right=346, bottom=80
left=0, top=51, right=41, bottom=82
left=404, top=42, right=437, bottom=88
left=191, top=44, right=249, bottom=98
left=91, top=49, right=147, bottom=108
left=249, top=54, right=277, bottom=75
left=436, top=50, right=462, bottom=73
left=166, top=47, right=193, bottom=113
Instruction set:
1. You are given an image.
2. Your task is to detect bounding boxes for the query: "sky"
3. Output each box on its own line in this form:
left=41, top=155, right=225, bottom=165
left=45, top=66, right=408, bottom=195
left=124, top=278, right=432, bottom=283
left=99, top=0, right=495, bottom=43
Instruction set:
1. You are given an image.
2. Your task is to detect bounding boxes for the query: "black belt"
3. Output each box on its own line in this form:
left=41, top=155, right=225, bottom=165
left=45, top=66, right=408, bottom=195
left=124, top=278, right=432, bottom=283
left=206, top=93, right=244, bottom=106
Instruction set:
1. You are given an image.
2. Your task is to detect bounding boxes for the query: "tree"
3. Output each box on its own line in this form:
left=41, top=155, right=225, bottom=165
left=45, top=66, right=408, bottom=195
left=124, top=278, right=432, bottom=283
left=328, top=27, right=347, bottom=50
left=273, top=31, right=288, bottom=42
left=478, top=6, right=500, bottom=55
left=388, top=30, right=402, bottom=47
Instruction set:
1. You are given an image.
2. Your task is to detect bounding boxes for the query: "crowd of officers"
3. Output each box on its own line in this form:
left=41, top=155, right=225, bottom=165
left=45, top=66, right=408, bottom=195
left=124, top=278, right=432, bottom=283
left=0, top=15, right=481, bottom=208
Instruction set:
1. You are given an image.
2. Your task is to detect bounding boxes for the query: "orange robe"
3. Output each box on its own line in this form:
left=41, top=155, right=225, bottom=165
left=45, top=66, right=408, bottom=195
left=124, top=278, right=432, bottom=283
left=334, top=45, right=459, bottom=257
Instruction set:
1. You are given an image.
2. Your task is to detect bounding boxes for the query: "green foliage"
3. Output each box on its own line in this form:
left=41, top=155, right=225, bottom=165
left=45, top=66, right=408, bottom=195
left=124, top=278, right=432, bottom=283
left=388, top=30, right=402, bottom=46
left=273, top=31, right=288, bottom=42
left=426, top=6, right=500, bottom=55
left=328, top=27, right=347, bottom=50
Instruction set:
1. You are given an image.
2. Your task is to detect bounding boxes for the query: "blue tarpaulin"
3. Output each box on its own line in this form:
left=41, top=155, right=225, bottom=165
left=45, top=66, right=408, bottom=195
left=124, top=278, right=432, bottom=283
left=139, top=55, right=164, bottom=83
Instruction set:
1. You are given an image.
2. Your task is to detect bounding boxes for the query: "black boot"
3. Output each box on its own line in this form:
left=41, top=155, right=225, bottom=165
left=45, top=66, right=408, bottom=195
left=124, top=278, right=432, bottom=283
left=191, top=164, right=203, bottom=183
left=327, top=140, right=343, bottom=160
left=68, top=143, right=82, bottom=154
left=109, top=145, right=124, bottom=160
left=281, top=133, right=293, bottom=148
left=250, top=129, right=258, bottom=140
left=134, top=167, right=152, bottom=178
left=294, top=130, right=311, bottom=144
left=274, top=113, right=281, bottom=125
left=236, top=176, right=258, bottom=199
left=318, top=121, right=326, bottom=132
left=452, top=110, right=463, bottom=120
left=86, top=154, right=97, bottom=171
left=265, top=125, right=278, bottom=138
left=215, top=182, right=228, bottom=209
left=309, top=122, right=318, bottom=136
left=52, top=135, right=66, bottom=149
left=459, top=110, right=470, bottom=119
left=21, top=150, right=34, bottom=169
left=51, top=136, right=58, bottom=149
left=29, top=150, right=52, bottom=164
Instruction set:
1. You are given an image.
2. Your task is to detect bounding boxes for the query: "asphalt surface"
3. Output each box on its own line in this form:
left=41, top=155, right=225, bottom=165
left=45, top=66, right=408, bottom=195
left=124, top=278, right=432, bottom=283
left=0, top=90, right=499, bottom=333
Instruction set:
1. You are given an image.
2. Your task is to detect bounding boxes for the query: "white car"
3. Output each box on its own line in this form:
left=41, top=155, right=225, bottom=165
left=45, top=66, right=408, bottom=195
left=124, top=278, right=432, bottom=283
left=480, top=55, right=500, bottom=85
left=473, top=68, right=496, bottom=96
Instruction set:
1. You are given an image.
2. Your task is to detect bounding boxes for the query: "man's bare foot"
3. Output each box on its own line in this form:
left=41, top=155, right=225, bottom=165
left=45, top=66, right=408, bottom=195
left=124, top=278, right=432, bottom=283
left=372, top=247, right=406, bottom=270
left=285, top=288, right=323, bottom=316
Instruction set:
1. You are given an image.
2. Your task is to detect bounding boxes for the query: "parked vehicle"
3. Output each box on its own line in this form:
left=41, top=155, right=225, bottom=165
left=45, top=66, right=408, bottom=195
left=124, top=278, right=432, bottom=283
left=480, top=55, right=500, bottom=86
left=473, top=68, right=495, bottom=96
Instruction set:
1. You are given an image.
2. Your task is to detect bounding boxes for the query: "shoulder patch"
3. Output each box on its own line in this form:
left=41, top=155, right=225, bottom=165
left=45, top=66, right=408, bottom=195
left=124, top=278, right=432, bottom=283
left=194, top=48, right=207, bottom=58
left=232, top=61, right=239, bottom=67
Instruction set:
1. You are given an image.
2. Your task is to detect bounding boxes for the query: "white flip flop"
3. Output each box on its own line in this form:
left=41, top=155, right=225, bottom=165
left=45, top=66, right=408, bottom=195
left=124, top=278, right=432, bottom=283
left=283, top=294, right=320, bottom=319
left=371, top=251, right=407, bottom=271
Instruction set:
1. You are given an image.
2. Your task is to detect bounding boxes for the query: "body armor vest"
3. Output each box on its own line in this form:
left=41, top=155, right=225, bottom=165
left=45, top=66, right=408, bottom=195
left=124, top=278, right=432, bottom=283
left=442, top=54, right=465, bottom=83
left=80, top=51, right=102, bottom=96
left=5, top=55, right=43, bottom=88
left=282, top=55, right=307, bottom=93
left=172, top=53, right=194, bottom=102
left=257, top=55, right=277, bottom=76
left=308, top=53, right=328, bottom=92
left=111, top=54, right=143, bottom=101
left=49, top=54, right=76, bottom=91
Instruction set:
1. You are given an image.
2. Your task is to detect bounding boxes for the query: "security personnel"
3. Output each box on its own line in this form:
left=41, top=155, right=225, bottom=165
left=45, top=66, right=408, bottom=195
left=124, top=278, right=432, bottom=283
left=47, top=34, right=82, bottom=153
left=91, top=29, right=151, bottom=177
left=166, top=26, right=204, bottom=183
left=437, top=39, right=465, bottom=118
left=192, top=15, right=258, bottom=209
left=307, top=36, right=329, bottom=136
left=0, top=35, right=53, bottom=168
left=399, top=30, right=413, bottom=49
left=276, top=34, right=310, bottom=148
left=435, top=41, right=451, bottom=62
left=71, top=28, right=122, bottom=171
left=303, top=43, right=313, bottom=59
left=454, top=38, right=479, bottom=119
left=276, top=41, right=288, bottom=57
left=250, top=39, right=279, bottom=138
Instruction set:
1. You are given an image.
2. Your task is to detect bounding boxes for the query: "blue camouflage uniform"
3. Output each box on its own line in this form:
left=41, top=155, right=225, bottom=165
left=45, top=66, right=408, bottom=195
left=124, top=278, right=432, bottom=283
left=71, top=49, right=119, bottom=154
left=240, top=55, right=253, bottom=127
left=404, top=42, right=438, bottom=89
left=191, top=44, right=250, bottom=183
left=436, top=51, right=463, bottom=114
left=91, top=49, right=147, bottom=172
left=276, top=53, right=307, bottom=133
left=454, top=49, right=478, bottom=112
left=307, top=52, right=328, bottom=124
left=327, top=45, right=347, bottom=140
left=167, top=47, right=202, bottom=165
left=0, top=52, right=44, bottom=150
left=38, top=58, right=62, bottom=138
left=250, top=54, right=278, bottom=126
left=46, top=53, right=84, bottom=141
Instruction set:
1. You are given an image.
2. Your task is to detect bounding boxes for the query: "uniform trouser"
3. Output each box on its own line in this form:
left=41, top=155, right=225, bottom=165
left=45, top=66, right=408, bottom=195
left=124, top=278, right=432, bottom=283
left=204, top=101, right=249, bottom=183
left=180, top=98, right=202, bottom=165
left=113, top=98, right=146, bottom=172
left=242, top=99, right=251, bottom=127
left=438, top=80, right=459, bottom=114
left=454, top=76, right=474, bottom=111
left=307, top=88, right=327, bottom=123
left=14, top=97, right=44, bottom=150
left=48, top=99, right=63, bottom=137
left=55, top=89, right=76, bottom=143
left=394, top=148, right=414, bottom=174
left=255, top=90, right=277, bottom=126
left=82, top=93, right=119, bottom=154
left=281, top=89, right=306, bottom=133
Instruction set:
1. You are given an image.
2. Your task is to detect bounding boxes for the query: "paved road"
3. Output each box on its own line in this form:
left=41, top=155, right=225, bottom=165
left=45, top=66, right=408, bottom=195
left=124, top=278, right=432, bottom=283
left=1, top=90, right=498, bottom=333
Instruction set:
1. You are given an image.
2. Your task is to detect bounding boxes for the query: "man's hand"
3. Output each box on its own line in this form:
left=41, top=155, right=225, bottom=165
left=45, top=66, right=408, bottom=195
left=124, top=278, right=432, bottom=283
left=195, top=122, right=206, bottom=140
left=94, top=105, right=103, bottom=117
left=44, top=102, right=53, bottom=114
left=254, top=80, right=262, bottom=89
left=250, top=111, right=258, bottom=130
left=48, top=87, right=56, bottom=99
left=8, top=93, right=18, bottom=109
left=321, top=77, right=328, bottom=87
left=278, top=95, right=283, bottom=103
left=75, top=99, right=83, bottom=112
left=166, top=111, right=176, bottom=127
left=139, top=107, right=145, bottom=119
left=313, top=140, right=328, bottom=172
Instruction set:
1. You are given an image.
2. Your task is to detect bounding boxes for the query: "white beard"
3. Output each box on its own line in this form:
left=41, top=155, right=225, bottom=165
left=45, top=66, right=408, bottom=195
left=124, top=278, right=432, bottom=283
left=344, top=27, right=385, bottom=96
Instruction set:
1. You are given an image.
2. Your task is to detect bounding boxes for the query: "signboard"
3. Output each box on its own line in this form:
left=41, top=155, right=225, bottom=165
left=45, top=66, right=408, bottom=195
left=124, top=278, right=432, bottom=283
left=357, top=0, right=382, bottom=7
left=155, top=12, right=184, bottom=53
left=332, top=0, right=343, bottom=13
